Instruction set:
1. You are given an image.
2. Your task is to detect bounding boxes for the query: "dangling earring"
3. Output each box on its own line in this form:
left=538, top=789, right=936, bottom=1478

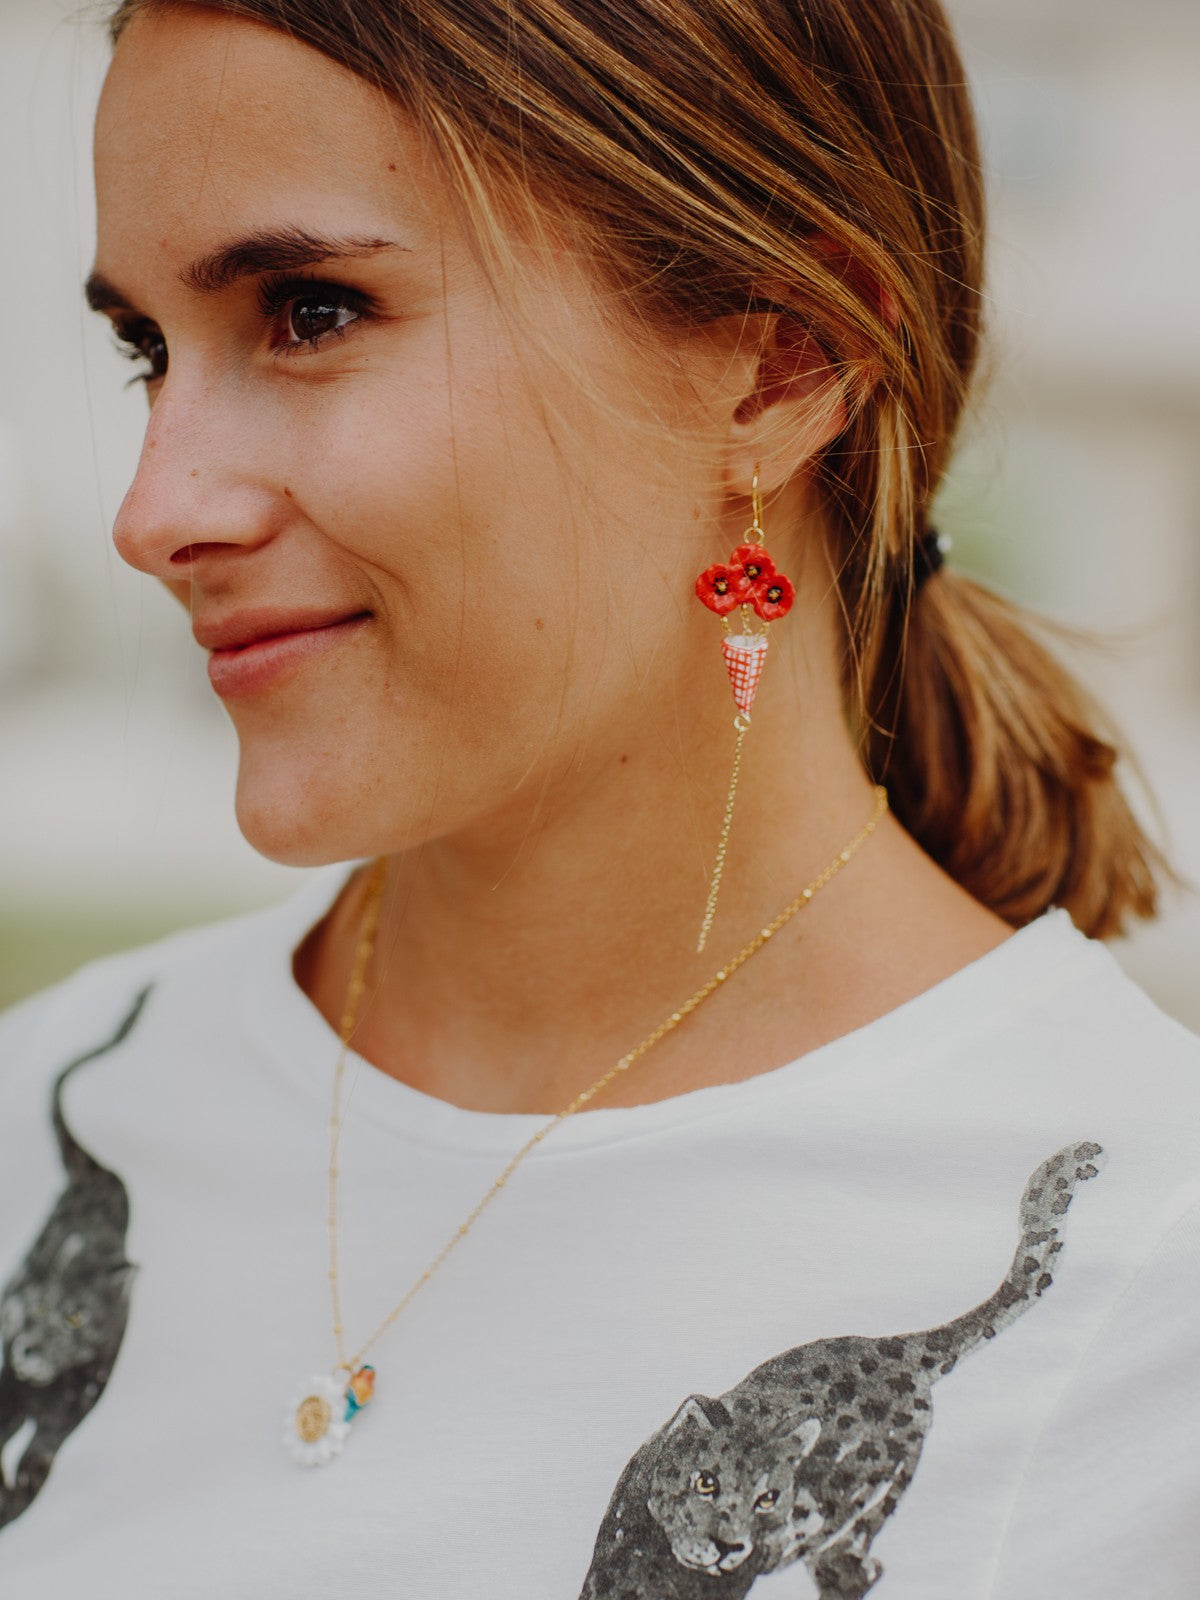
left=692, top=466, right=796, bottom=953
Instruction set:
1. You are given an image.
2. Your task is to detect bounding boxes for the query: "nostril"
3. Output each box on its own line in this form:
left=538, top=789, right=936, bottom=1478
left=170, top=543, right=222, bottom=565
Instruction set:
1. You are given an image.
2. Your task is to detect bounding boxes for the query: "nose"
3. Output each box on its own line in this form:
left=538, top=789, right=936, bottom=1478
left=711, top=1536, right=751, bottom=1569
left=112, top=375, right=281, bottom=580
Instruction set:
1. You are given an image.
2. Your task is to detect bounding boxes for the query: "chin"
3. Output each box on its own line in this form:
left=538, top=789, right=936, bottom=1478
left=232, top=752, right=383, bottom=868
left=235, top=794, right=350, bottom=869
left=230, top=727, right=463, bottom=865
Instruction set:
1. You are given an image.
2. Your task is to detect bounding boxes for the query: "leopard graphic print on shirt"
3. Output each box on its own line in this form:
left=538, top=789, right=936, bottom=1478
left=0, top=990, right=149, bottom=1532
left=578, top=1141, right=1103, bottom=1600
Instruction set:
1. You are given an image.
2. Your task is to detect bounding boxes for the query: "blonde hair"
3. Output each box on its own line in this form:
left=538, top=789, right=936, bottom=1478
left=107, top=0, right=1169, bottom=936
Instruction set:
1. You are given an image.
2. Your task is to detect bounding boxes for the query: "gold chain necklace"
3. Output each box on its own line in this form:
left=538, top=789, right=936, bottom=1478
left=285, top=784, right=890, bottom=1465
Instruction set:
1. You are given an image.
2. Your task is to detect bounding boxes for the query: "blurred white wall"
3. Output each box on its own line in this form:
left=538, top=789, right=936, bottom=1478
left=0, top=0, right=303, bottom=922
left=0, top=0, right=1197, bottom=1020
left=943, top=0, right=1200, bottom=1021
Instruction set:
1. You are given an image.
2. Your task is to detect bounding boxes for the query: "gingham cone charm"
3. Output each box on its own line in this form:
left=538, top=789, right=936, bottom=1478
left=721, top=632, right=770, bottom=718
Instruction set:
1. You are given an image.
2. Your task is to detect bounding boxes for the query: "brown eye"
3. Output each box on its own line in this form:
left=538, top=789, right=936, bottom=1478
left=256, top=274, right=371, bottom=355
left=287, top=296, right=357, bottom=344
left=692, top=1471, right=718, bottom=1497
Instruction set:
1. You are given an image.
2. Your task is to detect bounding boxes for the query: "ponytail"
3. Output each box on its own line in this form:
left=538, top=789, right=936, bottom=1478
left=865, top=569, right=1168, bottom=938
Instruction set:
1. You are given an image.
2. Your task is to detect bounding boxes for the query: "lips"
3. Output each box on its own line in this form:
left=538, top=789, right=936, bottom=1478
left=197, top=608, right=372, bottom=698
left=193, top=607, right=371, bottom=652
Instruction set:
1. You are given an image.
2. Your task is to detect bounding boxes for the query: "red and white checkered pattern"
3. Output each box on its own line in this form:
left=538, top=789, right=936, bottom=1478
left=721, top=632, right=770, bottom=717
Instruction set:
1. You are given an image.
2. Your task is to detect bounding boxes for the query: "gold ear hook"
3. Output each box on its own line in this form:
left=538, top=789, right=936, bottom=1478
left=750, top=464, right=765, bottom=543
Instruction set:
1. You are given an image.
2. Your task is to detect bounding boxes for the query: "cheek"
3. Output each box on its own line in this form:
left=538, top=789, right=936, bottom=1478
left=275, top=354, right=607, bottom=706
left=245, top=297, right=692, bottom=800
left=275, top=315, right=558, bottom=591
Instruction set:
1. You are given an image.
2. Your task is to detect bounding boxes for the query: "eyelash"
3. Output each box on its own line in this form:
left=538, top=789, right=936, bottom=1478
left=111, top=273, right=374, bottom=388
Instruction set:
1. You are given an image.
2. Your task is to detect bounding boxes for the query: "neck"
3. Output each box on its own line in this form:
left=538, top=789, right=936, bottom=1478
left=295, top=600, right=1011, bottom=1114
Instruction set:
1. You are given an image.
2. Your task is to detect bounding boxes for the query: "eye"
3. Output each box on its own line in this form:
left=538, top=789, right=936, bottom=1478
left=692, top=1471, right=718, bottom=1498
left=284, top=294, right=358, bottom=347
left=256, top=273, right=372, bottom=357
left=65, top=1309, right=87, bottom=1329
left=112, top=321, right=168, bottom=388
left=754, top=1489, right=781, bottom=1513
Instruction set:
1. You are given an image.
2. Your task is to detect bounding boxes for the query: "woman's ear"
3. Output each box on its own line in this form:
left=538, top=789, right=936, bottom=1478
left=725, top=313, right=849, bottom=496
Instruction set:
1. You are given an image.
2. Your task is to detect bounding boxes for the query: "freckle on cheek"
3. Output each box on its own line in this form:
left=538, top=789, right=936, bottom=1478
left=535, top=617, right=545, bottom=631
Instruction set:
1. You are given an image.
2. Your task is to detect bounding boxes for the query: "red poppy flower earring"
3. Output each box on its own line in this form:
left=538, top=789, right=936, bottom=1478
left=693, top=465, right=796, bottom=952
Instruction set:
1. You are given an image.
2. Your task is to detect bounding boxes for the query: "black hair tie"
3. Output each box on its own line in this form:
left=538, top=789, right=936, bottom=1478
left=913, top=528, right=950, bottom=592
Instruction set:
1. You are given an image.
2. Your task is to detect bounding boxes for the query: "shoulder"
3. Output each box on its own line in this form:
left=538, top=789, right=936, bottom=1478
left=0, top=866, right=351, bottom=1106
left=934, top=906, right=1200, bottom=1090
left=1022, top=909, right=1200, bottom=1089
left=965, top=909, right=1200, bottom=1255
left=833, top=905, right=1200, bottom=1126
left=810, top=906, right=1200, bottom=1263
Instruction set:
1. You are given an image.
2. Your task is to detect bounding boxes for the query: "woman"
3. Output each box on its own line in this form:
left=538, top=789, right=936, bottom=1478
left=0, top=0, right=1195, bottom=1594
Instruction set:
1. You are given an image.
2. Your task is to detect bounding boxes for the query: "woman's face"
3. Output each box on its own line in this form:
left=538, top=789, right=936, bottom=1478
left=91, top=6, right=752, bottom=866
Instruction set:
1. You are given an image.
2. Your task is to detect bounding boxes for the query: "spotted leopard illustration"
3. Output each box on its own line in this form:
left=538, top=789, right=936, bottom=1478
left=0, top=989, right=150, bottom=1531
left=579, top=1140, right=1103, bottom=1599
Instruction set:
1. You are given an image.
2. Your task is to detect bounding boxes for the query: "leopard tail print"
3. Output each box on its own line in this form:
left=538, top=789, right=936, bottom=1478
left=916, top=1140, right=1104, bottom=1378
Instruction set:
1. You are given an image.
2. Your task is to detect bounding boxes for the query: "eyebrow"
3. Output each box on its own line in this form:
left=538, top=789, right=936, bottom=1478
left=84, top=227, right=409, bottom=313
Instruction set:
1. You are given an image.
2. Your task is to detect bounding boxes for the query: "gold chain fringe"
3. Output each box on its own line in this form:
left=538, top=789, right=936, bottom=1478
left=695, top=714, right=750, bottom=954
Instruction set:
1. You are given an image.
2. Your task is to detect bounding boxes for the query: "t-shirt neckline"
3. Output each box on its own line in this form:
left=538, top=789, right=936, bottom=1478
left=239, top=862, right=1109, bottom=1157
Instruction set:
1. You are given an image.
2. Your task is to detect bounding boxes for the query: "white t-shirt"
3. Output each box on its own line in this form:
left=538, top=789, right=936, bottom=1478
left=1, top=870, right=1198, bottom=1600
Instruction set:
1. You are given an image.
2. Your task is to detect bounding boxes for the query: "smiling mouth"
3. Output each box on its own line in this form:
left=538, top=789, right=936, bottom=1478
left=203, top=611, right=373, bottom=698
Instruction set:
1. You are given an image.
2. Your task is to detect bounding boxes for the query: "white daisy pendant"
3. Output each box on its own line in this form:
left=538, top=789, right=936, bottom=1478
left=285, top=1366, right=375, bottom=1467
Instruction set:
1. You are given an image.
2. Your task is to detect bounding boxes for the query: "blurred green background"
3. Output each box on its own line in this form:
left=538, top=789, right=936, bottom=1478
left=0, top=905, right=190, bottom=1010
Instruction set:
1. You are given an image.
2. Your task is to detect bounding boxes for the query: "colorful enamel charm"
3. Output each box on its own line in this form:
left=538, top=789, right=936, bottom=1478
left=721, top=632, right=770, bottom=718
left=692, top=472, right=795, bottom=951
left=345, top=1364, right=376, bottom=1416
left=696, top=544, right=795, bottom=626
left=285, top=1365, right=376, bottom=1467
